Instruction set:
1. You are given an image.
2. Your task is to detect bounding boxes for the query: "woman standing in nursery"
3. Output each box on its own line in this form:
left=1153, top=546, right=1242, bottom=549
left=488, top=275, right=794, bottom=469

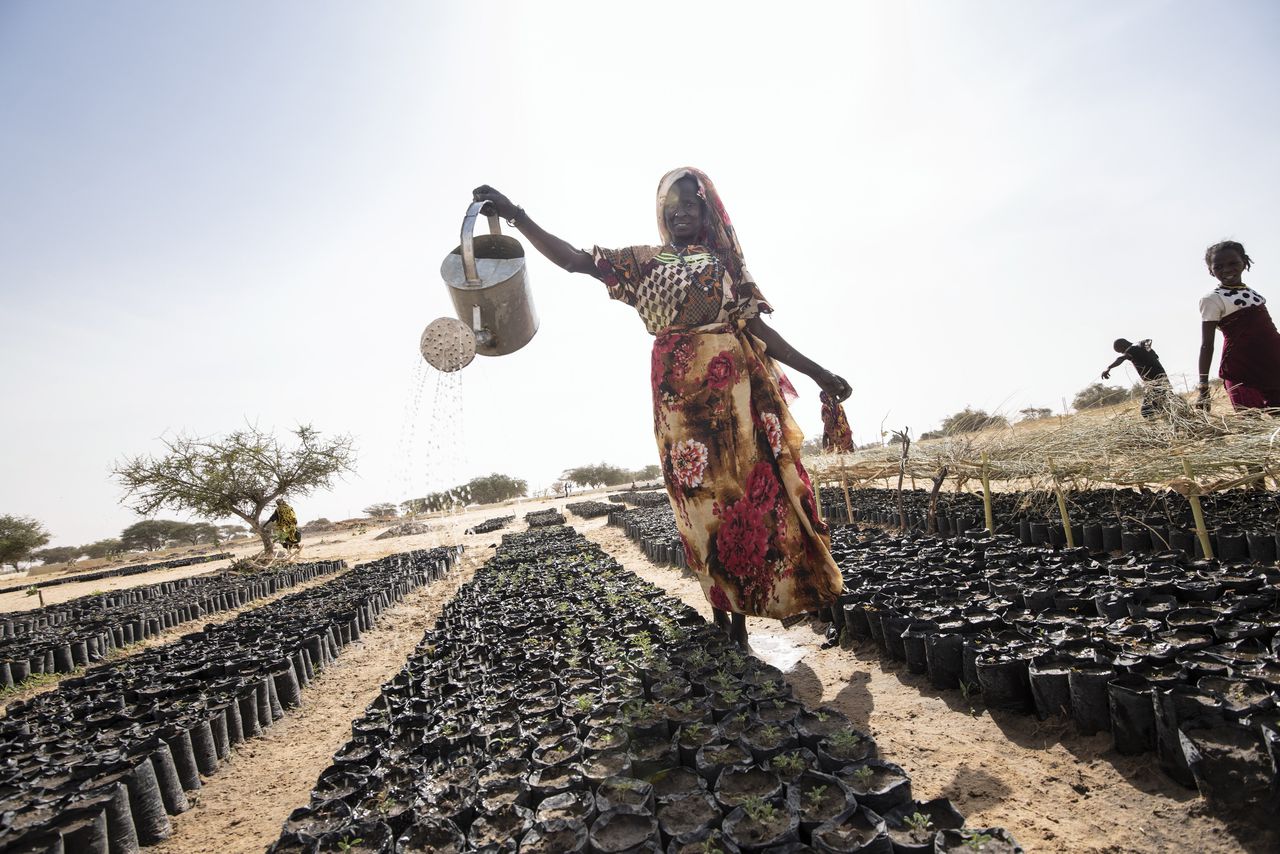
left=473, top=169, right=850, bottom=647
left=1198, top=240, right=1280, bottom=411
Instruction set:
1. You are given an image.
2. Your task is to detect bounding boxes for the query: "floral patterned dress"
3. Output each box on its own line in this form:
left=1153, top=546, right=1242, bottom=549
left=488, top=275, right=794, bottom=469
left=592, top=221, right=844, bottom=619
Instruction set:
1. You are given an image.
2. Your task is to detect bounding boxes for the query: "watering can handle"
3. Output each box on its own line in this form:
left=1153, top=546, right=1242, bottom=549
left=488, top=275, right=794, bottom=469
left=461, top=201, right=503, bottom=285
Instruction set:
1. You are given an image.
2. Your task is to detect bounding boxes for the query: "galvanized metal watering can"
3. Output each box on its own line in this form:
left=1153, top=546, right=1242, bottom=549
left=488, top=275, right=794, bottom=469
left=420, top=201, right=538, bottom=372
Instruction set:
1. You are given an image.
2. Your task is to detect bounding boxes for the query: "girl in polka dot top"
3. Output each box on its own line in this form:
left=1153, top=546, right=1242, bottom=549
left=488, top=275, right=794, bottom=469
left=1198, top=240, right=1280, bottom=410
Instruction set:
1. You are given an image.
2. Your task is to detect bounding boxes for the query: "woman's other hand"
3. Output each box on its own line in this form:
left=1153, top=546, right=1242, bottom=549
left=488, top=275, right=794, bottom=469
left=472, top=185, right=519, bottom=220
left=1196, top=383, right=1211, bottom=412
left=816, top=369, right=852, bottom=403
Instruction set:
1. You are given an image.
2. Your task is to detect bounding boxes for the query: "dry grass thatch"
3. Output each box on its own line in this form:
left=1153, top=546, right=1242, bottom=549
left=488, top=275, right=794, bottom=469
left=803, top=392, right=1280, bottom=497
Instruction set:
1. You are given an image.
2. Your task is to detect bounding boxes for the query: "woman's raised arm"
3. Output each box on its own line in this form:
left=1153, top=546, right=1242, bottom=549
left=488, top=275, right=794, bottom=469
left=746, top=316, right=851, bottom=402
left=472, top=185, right=596, bottom=275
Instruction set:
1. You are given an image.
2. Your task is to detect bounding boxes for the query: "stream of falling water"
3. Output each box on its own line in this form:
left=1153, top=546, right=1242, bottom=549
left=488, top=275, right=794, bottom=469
left=394, top=358, right=467, bottom=546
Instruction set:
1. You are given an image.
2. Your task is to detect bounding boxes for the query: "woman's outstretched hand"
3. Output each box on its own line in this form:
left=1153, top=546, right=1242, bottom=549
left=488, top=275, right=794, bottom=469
left=816, top=370, right=852, bottom=403
left=472, top=185, right=519, bottom=221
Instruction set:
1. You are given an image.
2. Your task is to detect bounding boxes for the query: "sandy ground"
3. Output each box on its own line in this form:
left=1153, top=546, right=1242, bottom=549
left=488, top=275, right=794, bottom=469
left=580, top=519, right=1272, bottom=854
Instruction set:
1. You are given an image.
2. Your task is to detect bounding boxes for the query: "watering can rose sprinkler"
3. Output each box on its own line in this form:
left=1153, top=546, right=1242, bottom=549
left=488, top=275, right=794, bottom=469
left=421, top=201, right=539, bottom=372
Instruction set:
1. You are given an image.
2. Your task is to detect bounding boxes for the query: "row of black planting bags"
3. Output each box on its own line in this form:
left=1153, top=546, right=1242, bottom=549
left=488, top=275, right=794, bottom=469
left=270, top=523, right=1021, bottom=853
left=0, top=552, right=234, bottom=596
left=819, top=485, right=1280, bottom=562
left=0, top=546, right=461, bottom=854
left=565, top=501, right=616, bottom=520
left=0, top=562, right=344, bottom=689
left=608, top=506, right=688, bottom=570
left=827, top=524, right=1280, bottom=820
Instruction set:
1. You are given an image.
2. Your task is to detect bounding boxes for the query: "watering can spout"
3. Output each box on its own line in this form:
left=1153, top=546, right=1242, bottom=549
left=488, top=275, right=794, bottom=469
left=421, top=201, right=538, bottom=372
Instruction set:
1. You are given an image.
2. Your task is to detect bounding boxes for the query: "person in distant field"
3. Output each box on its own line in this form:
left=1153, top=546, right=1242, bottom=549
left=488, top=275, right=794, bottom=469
left=266, top=498, right=301, bottom=556
left=472, top=169, right=850, bottom=650
left=1198, top=240, right=1280, bottom=411
left=1101, top=338, right=1172, bottom=419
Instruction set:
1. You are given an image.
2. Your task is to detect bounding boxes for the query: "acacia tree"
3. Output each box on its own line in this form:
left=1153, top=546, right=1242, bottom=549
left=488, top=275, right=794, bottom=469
left=33, top=546, right=83, bottom=565
left=114, top=425, right=356, bottom=557
left=121, top=520, right=183, bottom=551
left=1072, top=383, right=1129, bottom=410
left=363, top=503, right=399, bottom=520
left=83, top=538, right=125, bottom=559
left=0, top=515, right=51, bottom=570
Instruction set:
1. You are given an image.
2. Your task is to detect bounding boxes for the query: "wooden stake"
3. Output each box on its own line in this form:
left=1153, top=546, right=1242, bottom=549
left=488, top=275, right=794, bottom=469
left=840, top=461, right=853, bottom=525
left=1183, top=459, right=1214, bottom=560
left=927, top=466, right=948, bottom=534
left=894, top=428, right=911, bottom=529
left=980, top=452, right=995, bottom=533
left=1047, top=457, right=1075, bottom=548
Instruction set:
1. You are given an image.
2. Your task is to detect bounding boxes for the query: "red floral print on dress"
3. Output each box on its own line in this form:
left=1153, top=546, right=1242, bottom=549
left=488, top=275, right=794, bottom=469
left=680, top=532, right=702, bottom=572
left=715, top=498, right=769, bottom=582
left=761, top=412, right=783, bottom=456
left=745, top=462, right=779, bottom=509
left=704, top=351, right=737, bottom=390
left=671, top=439, right=709, bottom=490
left=709, top=584, right=731, bottom=610
left=595, top=257, right=619, bottom=286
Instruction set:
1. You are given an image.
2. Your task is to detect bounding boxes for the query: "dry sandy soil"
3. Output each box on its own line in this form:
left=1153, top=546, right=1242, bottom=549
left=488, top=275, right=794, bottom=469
left=4, top=496, right=1273, bottom=853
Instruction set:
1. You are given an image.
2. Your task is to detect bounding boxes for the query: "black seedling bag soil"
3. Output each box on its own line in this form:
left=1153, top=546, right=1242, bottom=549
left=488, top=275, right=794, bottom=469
left=590, top=805, right=661, bottom=853
left=786, top=770, right=854, bottom=843
left=395, top=817, right=466, bottom=853
left=1153, top=685, right=1226, bottom=788
left=1178, top=722, right=1277, bottom=813
left=934, top=827, right=1024, bottom=853
left=657, top=792, right=723, bottom=844
left=1107, top=674, right=1157, bottom=755
left=836, top=761, right=911, bottom=815
left=975, top=652, right=1034, bottom=714
left=1068, top=664, right=1115, bottom=735
left=722, top=801, right=800, bottom=853
left=810, top=805, right=891, bottom=854
left=882, top=798, right=965, bottom=854
left=1028, top=657, right=1072, bottom=720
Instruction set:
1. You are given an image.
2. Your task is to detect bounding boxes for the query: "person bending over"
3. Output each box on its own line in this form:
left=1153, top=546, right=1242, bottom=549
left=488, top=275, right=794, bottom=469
left=1102, top=338, right=1172, bottom=419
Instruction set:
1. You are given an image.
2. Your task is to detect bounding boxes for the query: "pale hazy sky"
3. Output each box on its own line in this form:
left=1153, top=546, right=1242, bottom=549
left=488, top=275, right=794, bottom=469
left=3, top=1, right=1279, bottom=547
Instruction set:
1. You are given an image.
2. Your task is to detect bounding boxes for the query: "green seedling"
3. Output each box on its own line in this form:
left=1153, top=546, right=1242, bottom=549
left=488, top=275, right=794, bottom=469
left=959, top=681, right=978, bottom=716
left=758, top=724, right=783, bottom=743
left=771, top=753, right=805, bottom=775
left=815, top=710, right=829, bottom=722
left=683, top=722, right=708, bottom=739
left=827, top=730, right=863, bottom=753
left=849, top=766, right=875, bottom=788
left=964, top=831, right=994, bottom=851
left=573, top=694, right=593, bottom=713
left=336, top=837, right=363, bottom=853
left=741, top=796, right=777, bottom=824
left=804, top=784, right=829, bottom=812
left=904, top=812, right=934, bottom=834
left=719, top=688, right=743, bottom=705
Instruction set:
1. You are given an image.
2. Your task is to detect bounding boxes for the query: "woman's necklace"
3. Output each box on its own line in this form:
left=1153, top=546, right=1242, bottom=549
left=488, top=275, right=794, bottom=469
left=669, top=244, right=722, bottom=294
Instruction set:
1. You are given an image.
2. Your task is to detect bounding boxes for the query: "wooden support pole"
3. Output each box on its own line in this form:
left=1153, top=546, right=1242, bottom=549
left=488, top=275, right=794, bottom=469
left=1047, top=457, right=1076, bottom=548
left=927, top=466, right=948, bottom=534
left=980, top=452, right=995, bottom=533
left=894, top=428, right=911, bottom=530
left=1183, top=459, right=1214, bottom=560
left=840, top=462, right=853, bottom=525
